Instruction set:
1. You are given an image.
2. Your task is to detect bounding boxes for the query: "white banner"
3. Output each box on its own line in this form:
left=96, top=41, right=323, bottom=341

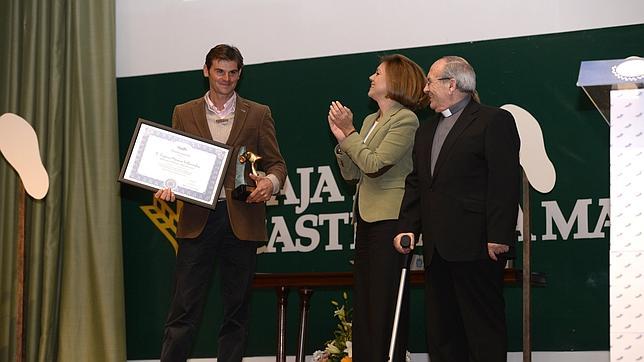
left=116, top=0, right=644, bottom=77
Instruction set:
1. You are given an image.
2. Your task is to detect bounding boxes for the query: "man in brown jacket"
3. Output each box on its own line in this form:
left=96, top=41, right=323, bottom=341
left=155, top=44, right=287, bottom=362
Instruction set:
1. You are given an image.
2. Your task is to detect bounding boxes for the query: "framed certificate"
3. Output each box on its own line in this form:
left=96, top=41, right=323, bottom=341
left=119, top=118, right=232, bottom=209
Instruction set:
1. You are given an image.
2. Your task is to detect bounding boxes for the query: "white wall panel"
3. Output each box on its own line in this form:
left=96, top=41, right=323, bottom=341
left=609, top=88, right=644, bottom=362
left=116, top=0, right=644, bottom=77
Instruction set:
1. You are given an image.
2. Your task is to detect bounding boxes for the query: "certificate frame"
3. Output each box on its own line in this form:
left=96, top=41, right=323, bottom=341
left=118, top=118, right=232, bottom=209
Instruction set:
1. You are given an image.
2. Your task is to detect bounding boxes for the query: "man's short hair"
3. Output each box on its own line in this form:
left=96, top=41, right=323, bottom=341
left=381, top=54, right=429, bottom=111
left=439, top=56, right=476, bottom=93
left=205, top=44, right=244, bottom=70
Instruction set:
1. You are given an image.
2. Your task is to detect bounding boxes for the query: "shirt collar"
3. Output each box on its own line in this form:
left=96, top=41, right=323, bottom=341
left=204, top=91, right=237, bottom=118
left=441, top=95, right=471, bottom=118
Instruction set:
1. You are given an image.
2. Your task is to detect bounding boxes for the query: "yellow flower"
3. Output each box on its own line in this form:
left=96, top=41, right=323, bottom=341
left=318, top=292, right=353, bottom=361
left=326, top=342, right=341, bottom=354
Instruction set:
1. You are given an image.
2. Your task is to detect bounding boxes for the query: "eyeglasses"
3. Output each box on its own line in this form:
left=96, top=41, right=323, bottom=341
left=426, top=77, right=452, bottom=86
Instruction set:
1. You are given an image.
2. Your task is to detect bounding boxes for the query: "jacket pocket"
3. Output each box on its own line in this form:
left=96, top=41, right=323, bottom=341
left=462, top=199, right=485, bottom=213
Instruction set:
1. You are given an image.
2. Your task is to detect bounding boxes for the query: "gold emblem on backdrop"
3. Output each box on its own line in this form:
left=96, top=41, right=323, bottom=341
left=140, top=198, right=182, bottom=254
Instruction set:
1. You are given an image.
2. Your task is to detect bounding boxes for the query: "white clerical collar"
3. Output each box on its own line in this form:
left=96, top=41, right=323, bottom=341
left=440, top=95, right=471, bottom=118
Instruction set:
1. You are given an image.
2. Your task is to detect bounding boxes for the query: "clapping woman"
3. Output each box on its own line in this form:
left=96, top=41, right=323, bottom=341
left=328, top=54, right=428, bottom=362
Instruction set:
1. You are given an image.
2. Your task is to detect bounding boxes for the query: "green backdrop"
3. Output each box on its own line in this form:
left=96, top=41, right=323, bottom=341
left=117, top=24, right=644, bottom=359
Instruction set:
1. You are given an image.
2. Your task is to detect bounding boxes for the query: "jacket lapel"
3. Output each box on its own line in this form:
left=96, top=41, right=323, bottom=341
left=424, top=118, right=439, bottom=183
left=364, top=102, right=404, bottom=147
left=361, top=113, right=376, bottom=143
left=190, top=97, right=212, bottom=140
left=431, top=100, right=479, bottom=183
left=226, top=96, right=249, bottom=145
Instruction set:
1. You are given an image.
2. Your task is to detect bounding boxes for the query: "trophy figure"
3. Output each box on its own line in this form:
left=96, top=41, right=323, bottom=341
left=231, top=147, right=262, bottom=200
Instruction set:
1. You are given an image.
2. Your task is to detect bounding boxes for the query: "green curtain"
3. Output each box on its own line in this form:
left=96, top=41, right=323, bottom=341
left=0, top=0, right=126, bottom=361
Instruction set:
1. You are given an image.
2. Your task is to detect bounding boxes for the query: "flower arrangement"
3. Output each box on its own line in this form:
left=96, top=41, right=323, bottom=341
left=312, top=292, right=352, bottom=362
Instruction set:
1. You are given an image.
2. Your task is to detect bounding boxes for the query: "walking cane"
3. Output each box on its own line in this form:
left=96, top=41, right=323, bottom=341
left=387, top=234, right=412, bottom=362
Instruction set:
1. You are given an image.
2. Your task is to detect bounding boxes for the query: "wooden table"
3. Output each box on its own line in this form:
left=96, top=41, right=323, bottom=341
left=252, top=269, right=546, bottom=362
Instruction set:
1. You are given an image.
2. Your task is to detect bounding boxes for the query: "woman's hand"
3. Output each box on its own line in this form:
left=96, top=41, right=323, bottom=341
left=328, top=101, right=356, bottom=137
left=327, top=114, right=346, bottom=142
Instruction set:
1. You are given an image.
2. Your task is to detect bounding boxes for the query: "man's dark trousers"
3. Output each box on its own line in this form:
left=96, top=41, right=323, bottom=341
left=425, top=250, right=507, bottom=362
left=160, top=202, right=258, bottom=362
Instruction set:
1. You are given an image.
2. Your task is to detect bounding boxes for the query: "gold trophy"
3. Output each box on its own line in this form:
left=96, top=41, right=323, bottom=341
left=232, top=148, right=262, bottom=200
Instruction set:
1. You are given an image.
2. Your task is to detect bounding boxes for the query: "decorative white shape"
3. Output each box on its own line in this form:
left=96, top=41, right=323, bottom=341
left=0, top=113, right=49, bottom=199
left=612, top=57, right=644, bottom=82
left=501, top=104, right=556, bottom=194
